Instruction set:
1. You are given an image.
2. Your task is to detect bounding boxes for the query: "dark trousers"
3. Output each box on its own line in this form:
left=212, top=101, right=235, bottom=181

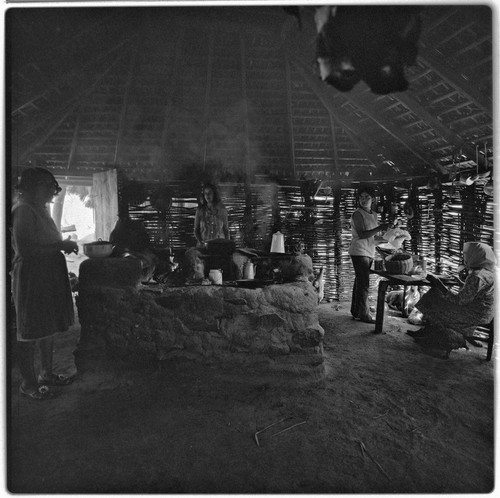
left=350, top=256, right=373, bottom=319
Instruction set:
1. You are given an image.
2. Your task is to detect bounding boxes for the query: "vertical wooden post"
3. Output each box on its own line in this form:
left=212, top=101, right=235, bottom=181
left=407, top=184, right=420, bottom=254
left=51, top=185, right=67, bottom=231
left=271, top=182, right=281, bottom=234
left=374, top=280, right=389, bottom=334
left=67, top=112, right=81, bottom=170
left=240, top=34, right=254, bottom=246
left=114, top=42, right=139, bottom=166
left=285, top=56, right=296, bottom=177
left=240, top=33, right=251, bottom=181
left=242, top=181, right=254, bottom=247
left=328, top=113, right=340, bottom=177
left=460, top=184, right=474, bottom=244
left=433, top=187, right=443, bottom=273
left=332, top=184, right=342, bottom=298
left=160, top=27, right=183, bottom=174
left=202, top=29, right=215, bottom=171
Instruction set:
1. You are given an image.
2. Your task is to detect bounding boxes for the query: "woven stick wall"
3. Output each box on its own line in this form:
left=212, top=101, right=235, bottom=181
left=122, top=181, right=494, bottom=301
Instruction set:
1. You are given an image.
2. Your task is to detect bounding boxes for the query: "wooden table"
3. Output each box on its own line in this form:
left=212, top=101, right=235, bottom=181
left=370, top=270, right=456, bottom=334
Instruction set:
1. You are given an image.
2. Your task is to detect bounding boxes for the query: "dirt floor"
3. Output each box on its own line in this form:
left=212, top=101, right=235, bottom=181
left=7, top=298, right=494, bottom=494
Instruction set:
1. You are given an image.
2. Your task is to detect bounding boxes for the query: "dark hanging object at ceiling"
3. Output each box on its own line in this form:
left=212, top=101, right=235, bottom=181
left=314, top=6, right=423, bottom=95
left=283, top=6, right=303, bottom=30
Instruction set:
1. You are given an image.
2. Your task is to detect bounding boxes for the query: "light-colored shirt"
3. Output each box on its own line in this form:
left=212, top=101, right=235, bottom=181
left=348, top=208, right=378, bottom=257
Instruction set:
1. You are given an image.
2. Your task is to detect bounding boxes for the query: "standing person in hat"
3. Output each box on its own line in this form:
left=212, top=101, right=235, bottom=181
left=348, top=185, right=392, bottom=324
left=11, top=167, right=78, bottom=400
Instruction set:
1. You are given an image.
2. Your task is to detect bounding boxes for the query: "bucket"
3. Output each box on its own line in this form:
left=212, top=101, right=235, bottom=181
left=270, top=232, right=285, bottom=253
left=243, top=261, right=255, bottom=279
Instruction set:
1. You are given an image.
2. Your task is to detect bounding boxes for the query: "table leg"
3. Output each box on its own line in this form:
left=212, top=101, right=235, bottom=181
left=402, top=285, right=409, bottom=318
left=374, top=280, right=389, bottom=334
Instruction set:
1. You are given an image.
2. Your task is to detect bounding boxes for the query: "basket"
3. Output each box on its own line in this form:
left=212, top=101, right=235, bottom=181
left=384, top=253, right=413, bottom=275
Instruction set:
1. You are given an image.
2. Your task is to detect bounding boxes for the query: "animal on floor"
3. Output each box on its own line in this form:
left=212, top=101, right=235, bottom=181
left=385, top=285, right=420, bottom=313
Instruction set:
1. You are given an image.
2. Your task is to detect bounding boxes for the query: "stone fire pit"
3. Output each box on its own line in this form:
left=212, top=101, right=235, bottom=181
left=75, top=257, right=325, bottom=384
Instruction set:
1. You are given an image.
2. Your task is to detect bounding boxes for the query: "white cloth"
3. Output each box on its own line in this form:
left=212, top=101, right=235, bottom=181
left=383, top=227, right=411, bottom=249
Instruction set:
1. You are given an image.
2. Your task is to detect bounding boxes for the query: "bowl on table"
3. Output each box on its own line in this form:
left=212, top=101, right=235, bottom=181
left=376, top=243, right=397, bottom=259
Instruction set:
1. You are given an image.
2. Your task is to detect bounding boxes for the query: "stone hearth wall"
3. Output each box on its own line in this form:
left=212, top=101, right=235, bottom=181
left=76, top=259, right=325, bottom=383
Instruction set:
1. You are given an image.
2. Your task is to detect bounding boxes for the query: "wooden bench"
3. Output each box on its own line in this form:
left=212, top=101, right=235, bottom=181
left=473, top=319, right=494, bottom=361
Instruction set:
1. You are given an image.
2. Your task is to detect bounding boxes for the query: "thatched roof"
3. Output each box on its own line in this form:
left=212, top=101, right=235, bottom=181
left=8, top=5, right=493, bottom=185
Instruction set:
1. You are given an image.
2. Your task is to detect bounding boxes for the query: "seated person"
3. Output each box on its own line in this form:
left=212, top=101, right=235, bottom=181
left=185, top=183, right=231, bottom=280
left=110, top=215, right=158, bottom=282
left=409, top=241, right=496, bottom=358
left=194, top=182, right=229, bottom=247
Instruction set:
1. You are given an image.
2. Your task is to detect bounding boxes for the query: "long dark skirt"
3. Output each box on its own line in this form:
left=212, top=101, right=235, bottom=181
left=12, top=252, right=74, bottom=341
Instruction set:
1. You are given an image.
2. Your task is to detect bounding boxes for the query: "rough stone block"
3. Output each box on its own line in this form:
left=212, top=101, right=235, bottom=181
left=79, top=258, right=142, bottom=289
left=75, top=280, right=325, bottom=384
left=279, top=254, right=314, bottom=282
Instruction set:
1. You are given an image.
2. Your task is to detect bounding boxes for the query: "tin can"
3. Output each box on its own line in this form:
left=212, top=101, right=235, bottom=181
left=209, top=269, right=223, bottom=285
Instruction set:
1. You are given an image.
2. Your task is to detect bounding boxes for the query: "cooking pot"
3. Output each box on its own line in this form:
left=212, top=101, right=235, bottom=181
left=83, top=239, right=114, bottom=258
left=206, top=239, right=236, bottom=255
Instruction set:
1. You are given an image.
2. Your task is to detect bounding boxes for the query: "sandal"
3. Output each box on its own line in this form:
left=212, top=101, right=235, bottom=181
left=19, top=384, right=53, bottom=400
left=38, top=373, right=75, bottom=386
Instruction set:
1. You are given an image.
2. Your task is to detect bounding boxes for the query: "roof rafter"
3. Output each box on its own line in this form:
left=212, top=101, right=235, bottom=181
left=289, top=58, right=382, bottom=169
left=13, top=37, right=133, bottom=137
left=417, top=51, right=491, bottom=116
left=342, top=86, right=435, bottom=168
left=392, top=91, right=477, bottom=159
left=18, top=48, right=132, bottom=164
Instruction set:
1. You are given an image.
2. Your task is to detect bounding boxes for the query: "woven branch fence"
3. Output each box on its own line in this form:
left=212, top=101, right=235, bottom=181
left=122, top=181, right=494, bottom=301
